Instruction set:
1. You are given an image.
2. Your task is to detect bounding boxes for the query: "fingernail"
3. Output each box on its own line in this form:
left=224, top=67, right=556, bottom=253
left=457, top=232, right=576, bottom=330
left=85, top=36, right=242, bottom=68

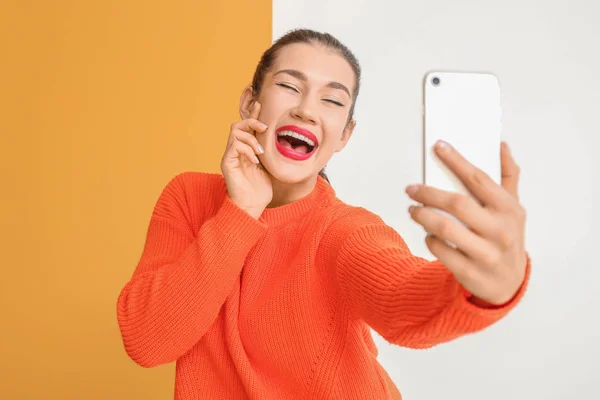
left=436, top=140, right=450, bottom=151
left=256, top=144, right=264, bottom=154
left=254, top=155, right=260, bottom=164
left=408, top=206, right=416, bottom=214
left=258, top=122, right=268, bottom=130
left=406, top=185, right=419, bottom=195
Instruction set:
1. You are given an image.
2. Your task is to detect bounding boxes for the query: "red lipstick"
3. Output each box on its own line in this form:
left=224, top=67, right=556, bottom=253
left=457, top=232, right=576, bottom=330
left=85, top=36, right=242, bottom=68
left=275, top=125, right=319, bottom=161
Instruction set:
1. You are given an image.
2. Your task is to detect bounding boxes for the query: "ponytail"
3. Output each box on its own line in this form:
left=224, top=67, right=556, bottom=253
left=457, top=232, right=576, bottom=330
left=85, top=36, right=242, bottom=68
left=318, top=168, right=330, bottom=184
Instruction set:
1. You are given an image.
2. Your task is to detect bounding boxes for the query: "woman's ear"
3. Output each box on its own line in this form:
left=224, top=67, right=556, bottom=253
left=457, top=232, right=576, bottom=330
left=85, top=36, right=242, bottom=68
left=335, top=119, right=356, bottom=152
left=239, top=85, right=255, bottom=119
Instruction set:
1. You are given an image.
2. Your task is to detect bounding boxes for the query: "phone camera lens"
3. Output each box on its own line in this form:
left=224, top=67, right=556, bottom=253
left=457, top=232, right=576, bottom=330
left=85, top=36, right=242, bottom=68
left=432, top=77, right=440, bottom=86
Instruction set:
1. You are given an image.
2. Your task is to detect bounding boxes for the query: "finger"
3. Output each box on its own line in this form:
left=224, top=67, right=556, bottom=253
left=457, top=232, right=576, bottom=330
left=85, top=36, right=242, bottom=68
left=231, top=118, right=268, bottom=137
left=500, top=142, right=520, bottom=200
left=425, top=234, right=480, bottom=284
left=409, top=205, right=496, bottom=262
left=249, top=101, right=262, bottom=120
left=228, top=140, right=260, bottom=165
left=434, top=141, right=516, bottom=212
left=232, top=129, right=264, bottom=155
left=405, top=184, right=496, bottom=235
left=228, top=119, right=268, bottom=148
left=247, top=102, right=264, bottom=139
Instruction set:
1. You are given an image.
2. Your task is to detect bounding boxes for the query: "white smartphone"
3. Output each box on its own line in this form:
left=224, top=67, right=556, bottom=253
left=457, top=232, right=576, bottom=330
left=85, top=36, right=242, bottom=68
left=423, top=71, right=502, bottom=203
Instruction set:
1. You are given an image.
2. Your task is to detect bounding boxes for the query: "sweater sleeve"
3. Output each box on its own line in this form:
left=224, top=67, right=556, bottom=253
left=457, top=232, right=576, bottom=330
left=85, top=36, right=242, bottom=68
left=116, top=174, right=268, bottom=367
left=331, top=211, right=531, bottom=349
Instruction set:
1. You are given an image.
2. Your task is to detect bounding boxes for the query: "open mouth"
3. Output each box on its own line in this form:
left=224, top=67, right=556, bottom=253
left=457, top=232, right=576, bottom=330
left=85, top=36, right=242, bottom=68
left=277, top=132, right=316, bottom=154
left=275, top=125, right=318, bottom=161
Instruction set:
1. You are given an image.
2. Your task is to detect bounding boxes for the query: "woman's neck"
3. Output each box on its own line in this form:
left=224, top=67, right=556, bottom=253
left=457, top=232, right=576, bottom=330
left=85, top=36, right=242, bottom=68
left=267, top=175, right=319, bottom=208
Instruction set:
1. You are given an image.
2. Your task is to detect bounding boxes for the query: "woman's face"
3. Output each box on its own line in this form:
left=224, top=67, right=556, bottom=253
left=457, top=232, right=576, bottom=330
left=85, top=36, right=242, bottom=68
left=241, top=43, right=356, bottom=184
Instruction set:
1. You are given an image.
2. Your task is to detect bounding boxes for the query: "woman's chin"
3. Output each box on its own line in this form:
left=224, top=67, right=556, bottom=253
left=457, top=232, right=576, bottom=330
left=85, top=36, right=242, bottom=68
left=262, top=161, right=318, bottom=185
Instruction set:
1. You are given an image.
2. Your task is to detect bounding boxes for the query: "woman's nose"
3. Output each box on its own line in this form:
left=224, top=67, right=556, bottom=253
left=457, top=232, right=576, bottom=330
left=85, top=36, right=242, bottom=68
left=291, top=96, right=318, bottom=124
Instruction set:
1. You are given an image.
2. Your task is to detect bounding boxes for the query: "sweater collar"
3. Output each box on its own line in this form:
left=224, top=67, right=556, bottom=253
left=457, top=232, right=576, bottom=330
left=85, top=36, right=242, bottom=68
left=259, top=176, right=335, bottom=227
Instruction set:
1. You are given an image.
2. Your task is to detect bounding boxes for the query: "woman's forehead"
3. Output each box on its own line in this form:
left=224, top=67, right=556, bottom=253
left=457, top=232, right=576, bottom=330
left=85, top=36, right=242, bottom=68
left=271, top=43, right=355, bottom=91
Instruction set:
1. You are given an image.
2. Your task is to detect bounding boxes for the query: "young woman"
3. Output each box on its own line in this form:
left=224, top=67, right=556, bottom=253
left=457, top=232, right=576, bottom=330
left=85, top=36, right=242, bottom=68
left=117, top=29, right=531, bottom=399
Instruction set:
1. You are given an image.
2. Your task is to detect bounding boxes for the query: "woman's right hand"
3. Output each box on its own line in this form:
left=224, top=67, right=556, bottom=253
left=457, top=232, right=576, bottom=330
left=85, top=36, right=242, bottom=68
left=220, top=101, right=273, bottom=219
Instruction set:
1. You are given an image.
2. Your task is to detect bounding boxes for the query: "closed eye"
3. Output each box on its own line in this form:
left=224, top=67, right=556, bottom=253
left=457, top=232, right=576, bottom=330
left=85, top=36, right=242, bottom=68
left=324, top=99, right=345, bottom=107
left=277, top=83, right=345, bottom=107
left=276, top=83, right=299, bottom=93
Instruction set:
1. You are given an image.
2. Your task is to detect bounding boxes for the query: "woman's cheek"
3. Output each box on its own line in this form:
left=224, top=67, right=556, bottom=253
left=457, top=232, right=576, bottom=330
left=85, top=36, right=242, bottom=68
left=264, top=88, right=297, bottom=109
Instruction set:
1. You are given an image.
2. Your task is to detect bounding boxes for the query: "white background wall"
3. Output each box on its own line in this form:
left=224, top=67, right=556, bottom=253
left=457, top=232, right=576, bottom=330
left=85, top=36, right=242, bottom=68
left=274, top=1, right=599, bottom=399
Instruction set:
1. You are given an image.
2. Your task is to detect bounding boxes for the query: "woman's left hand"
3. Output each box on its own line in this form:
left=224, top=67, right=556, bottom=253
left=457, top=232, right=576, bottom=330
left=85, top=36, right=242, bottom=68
left=406, top=140, right=527, bottom=306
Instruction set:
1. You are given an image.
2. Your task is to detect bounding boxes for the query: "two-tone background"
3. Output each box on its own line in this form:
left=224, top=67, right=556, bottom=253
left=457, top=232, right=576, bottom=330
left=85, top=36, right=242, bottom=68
left=2, top=1, right=598, bottom=399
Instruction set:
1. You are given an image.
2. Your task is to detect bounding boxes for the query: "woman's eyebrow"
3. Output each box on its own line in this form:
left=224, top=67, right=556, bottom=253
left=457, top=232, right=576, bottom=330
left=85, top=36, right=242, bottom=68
left=273, top=69, right=351, bottom=98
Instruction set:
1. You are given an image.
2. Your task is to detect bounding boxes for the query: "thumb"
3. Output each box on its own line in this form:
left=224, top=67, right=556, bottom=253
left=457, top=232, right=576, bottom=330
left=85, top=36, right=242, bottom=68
left=501, top=141, right=520, bottom=200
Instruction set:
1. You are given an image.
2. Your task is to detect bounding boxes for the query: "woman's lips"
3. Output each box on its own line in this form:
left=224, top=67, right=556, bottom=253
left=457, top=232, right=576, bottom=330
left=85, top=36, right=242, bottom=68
left=275, top=125, right=318, bottom=161
left=276, top=125, right=319, bottom=146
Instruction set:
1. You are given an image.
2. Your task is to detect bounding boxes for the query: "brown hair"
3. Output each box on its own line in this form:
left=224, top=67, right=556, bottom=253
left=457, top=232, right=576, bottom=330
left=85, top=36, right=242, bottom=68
left=250, top=29, right=361, bottom=184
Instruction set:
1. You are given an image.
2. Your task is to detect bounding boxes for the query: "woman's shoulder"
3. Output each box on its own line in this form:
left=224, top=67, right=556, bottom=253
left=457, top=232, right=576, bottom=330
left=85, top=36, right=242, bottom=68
left=315, top=200, right=389, bottom=259
left=167, top=171, right=225, bottom=191
left=152, top=171, right=228, bottom=225
left=326, top=198, right=387, bottom=235
left=160, top=171, right=226, bottom=200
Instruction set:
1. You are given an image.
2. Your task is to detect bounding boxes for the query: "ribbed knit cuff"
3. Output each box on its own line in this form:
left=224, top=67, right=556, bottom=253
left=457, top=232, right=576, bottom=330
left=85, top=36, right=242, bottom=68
left=457, top=254, right=532, bottom=319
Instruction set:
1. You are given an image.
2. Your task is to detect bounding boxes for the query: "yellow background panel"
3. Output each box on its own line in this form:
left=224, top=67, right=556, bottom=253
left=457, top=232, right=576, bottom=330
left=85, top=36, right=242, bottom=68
left=0, top=1, right=271, bottom=398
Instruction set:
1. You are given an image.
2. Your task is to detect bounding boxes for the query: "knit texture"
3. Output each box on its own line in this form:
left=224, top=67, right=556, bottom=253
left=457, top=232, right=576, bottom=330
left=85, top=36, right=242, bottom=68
left=117, top=172, right=531, bottom=399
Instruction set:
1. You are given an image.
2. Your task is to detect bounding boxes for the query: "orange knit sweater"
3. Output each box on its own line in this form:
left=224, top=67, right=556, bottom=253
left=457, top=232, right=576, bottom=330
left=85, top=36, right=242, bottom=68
left=117, top=172, right=530, bottom=399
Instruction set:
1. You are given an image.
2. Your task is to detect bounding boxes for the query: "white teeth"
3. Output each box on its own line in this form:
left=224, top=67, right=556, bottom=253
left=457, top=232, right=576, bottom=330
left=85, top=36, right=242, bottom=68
left=277, top=130, right=316, bottom=147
